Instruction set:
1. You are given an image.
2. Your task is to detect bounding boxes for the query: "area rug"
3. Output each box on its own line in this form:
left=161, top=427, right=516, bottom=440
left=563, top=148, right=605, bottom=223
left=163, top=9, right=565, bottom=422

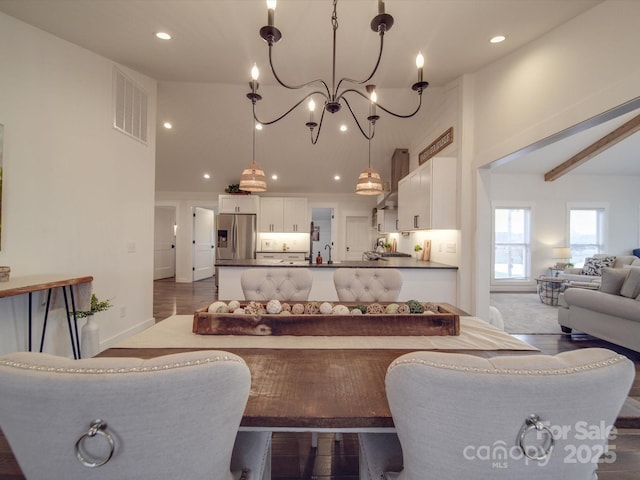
left=491, top=293, right=562, bottom=334
left=114, top=315, right=537, bottom=351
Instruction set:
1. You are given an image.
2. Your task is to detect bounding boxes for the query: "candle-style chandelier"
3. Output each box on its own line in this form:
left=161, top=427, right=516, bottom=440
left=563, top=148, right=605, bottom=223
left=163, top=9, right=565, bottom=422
left=246, top=0, right=429, bottom=144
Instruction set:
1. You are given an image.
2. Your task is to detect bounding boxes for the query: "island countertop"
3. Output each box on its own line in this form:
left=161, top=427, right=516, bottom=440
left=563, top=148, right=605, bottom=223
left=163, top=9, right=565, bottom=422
left=216, top=258, right=458, bottom=303
left=215, top=258, right=458, bottom=270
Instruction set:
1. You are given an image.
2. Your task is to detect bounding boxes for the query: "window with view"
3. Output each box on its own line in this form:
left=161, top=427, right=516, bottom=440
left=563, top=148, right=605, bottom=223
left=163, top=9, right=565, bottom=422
left=493, top=207, right=531, bottom=280
left=569, top=208, right=605, bottom=267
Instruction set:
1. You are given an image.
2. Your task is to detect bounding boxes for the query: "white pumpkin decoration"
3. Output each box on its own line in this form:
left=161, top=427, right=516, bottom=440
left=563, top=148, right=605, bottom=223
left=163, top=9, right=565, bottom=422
left=266, top=299, right=282, bottom=314
left=207, top=301, right=227, bottom=313
left=319, top=302, right=333, bottom=314
left=333, top=305, right=350, bottom=315
left=228, top=300, right=241, bottom=311
left=351, top=308, right=363, bottom=315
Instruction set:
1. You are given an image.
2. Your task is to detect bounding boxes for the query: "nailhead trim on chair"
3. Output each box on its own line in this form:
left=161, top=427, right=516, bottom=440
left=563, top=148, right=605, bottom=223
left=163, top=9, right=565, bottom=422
left=389, top=354, right=627, bottom=375
left=0, top=355, right=243, bottom=375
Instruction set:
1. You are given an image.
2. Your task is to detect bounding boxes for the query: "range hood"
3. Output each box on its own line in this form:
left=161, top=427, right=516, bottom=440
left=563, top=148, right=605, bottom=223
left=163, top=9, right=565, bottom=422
left=376, top=148, right=409, bottom=209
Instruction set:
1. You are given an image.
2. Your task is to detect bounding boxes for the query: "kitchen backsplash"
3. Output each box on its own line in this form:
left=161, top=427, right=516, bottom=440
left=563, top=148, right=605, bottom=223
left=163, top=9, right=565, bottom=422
left=258, top=232, right=309, bottom=252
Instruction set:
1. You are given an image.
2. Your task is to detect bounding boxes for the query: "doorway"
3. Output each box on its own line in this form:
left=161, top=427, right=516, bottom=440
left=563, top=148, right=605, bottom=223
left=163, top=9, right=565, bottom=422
left=344, top=216, right=370, bottom=261
left=312, top=208, right=335, bottom=263
left=192, top=207, right=215, bottom=281
left=153, top=206, right=176, bottom=280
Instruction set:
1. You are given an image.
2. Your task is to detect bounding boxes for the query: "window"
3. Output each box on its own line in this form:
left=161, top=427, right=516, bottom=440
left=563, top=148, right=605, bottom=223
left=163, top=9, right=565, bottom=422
left=569, top=208, right=606, bottom=266
left=493, top=207, right=531, bottom=280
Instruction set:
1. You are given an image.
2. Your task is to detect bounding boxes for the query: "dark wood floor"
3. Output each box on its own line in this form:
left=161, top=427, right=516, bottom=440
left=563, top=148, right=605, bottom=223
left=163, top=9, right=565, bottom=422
left=1, top=278, right=639, bottom=479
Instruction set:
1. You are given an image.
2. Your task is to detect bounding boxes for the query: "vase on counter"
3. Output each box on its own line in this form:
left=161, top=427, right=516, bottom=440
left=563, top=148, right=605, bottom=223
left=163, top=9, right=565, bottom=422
left=81, top=315, right=100, bottom=358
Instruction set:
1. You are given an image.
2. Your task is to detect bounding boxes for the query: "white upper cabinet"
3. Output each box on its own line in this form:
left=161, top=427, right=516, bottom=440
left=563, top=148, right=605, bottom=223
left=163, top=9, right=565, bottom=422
left=259, top=197, right=309, bottom=233
left=219, top=194, right=260, bottom=214
left=283, top=198, right=309, bottom=233
left=375, top=208, right=398, bottom=233
left=259, top=197, right=284, bottom=232
left=397, top=157, right=457, bottom=230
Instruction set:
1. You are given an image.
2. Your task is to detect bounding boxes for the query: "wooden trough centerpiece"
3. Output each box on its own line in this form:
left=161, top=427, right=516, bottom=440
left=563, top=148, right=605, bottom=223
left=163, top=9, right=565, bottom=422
left=193, top=300, right=460, bottom=336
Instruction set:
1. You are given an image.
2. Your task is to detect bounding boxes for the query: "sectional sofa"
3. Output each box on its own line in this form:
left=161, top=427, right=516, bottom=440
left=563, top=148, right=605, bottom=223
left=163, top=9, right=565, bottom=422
left=558, top=261, right=640, bottom=352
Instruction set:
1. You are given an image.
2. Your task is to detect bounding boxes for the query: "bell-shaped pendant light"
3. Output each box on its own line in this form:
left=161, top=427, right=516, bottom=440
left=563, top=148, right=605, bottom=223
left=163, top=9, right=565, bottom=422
left=239, top=121, right=267, bottom=192
left=355, top=131, right=383, bottom=195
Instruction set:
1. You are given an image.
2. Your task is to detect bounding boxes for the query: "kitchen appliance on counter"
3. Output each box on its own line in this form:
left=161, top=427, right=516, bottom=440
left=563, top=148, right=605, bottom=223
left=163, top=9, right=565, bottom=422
left=215, top=213, right=257, bottom=287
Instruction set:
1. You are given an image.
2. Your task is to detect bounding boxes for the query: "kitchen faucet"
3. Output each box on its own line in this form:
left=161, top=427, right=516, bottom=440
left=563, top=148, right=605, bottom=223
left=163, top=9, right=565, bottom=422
left=324, top=244, right=333, bottom=264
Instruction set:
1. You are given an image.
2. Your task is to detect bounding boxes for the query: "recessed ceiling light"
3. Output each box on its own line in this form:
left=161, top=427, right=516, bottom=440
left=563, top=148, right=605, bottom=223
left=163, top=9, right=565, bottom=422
left=340, top=125, right=347, bottom=132
left=163, top=122, right=172, bottom=129
left=203, top=173, right=210, bottom=179
left=255, top=123, right=263, bottom=130
left=334, top=175, right=341, bottom=181
left=490, top=35, right=506, bottom=44
left=155, top=32, right=172, bottom=40
left=271, top=174, right=278, bottom=180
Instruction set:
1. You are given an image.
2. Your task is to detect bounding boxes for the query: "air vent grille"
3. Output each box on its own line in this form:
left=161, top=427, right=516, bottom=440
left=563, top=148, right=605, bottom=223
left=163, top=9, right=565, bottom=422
left=113, top=68, right=148, bottom=144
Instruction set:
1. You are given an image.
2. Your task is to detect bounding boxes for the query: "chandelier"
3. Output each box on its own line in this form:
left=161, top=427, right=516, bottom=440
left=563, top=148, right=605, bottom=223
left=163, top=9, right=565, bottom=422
left=246, top=0, right=429, bottom=144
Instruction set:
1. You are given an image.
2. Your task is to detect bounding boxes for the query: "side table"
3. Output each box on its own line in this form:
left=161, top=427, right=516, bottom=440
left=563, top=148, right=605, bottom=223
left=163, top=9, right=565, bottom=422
left=536, top=276, right=566, bottom=306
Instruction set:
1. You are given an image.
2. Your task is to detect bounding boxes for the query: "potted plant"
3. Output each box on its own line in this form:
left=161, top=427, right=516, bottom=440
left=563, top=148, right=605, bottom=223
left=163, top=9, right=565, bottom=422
left=414, top=244, right=423, bottom=260
left=383, top=241, right=392, bottom=252
left=75, top=294, right=112, bottom=358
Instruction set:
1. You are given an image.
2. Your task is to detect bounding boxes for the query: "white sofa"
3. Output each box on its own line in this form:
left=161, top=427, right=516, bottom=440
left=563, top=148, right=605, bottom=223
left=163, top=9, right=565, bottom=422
left=557, top=254, right=639, bottom=286
left=558, top=265, right=640, bottom=352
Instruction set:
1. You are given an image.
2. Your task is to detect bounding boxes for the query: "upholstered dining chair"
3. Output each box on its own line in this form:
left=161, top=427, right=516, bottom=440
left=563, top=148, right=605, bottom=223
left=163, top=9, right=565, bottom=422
left=241, top=267, right=313, bottom=301
left=358, top=348, right=634, bottom=480
left=333, top=268, right=403, bottom=302
left=0, top=350, right=271, bottom=480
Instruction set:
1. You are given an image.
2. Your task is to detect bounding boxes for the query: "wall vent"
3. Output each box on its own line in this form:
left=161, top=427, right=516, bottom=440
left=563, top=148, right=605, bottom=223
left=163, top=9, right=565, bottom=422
left=113, top=68, right=148, bottom=144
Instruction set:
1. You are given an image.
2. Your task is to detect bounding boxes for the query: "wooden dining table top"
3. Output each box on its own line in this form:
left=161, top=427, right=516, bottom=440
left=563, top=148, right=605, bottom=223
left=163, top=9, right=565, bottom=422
left=99, top=345, right=534, bottom=430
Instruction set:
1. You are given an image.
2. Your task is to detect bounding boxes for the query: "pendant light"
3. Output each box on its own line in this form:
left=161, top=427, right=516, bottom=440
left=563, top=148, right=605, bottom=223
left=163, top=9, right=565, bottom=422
left=239, top=120, right=267, bottom=192
left=356, top=128, right=383, bottom=195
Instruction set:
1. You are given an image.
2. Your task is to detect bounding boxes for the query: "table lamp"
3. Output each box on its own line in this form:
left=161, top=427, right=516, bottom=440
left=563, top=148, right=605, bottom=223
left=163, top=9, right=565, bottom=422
left=552, top=247, right=572, bottom=270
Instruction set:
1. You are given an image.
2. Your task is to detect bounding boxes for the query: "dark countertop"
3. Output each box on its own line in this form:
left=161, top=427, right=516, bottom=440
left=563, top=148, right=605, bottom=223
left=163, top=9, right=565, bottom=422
left=216, top=258, right=458, bottom=270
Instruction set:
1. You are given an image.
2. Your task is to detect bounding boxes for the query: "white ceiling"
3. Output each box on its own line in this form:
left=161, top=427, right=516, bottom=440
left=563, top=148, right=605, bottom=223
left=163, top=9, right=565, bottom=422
left=2, top=0, right=636, bottom=194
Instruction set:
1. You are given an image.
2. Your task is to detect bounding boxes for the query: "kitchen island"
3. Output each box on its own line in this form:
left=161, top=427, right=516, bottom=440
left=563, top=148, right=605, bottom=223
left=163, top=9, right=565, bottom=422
left=216, top=258, right=458, bottom=303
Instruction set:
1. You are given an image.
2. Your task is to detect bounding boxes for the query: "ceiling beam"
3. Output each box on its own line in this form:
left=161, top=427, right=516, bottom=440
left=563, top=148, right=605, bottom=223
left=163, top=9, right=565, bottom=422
left=544, top=113, right=640, bottom=181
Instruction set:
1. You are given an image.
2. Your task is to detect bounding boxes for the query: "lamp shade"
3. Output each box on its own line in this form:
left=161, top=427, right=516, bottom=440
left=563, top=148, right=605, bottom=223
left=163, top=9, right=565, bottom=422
left=355, top=167, right=383, bottom=195
left=239, top=160, right=267, bottom=192
left=552, top=247, right=571, bottom=259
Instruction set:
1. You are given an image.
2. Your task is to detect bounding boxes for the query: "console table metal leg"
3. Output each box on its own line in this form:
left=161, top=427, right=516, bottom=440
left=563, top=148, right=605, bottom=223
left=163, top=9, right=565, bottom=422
left=39, top=289, right=52, bottom=353
left=28, top=292, right=33, bottom=352
left=69, top=286, right=81, bottom=359
left=62, top=287, right=79, bottom=359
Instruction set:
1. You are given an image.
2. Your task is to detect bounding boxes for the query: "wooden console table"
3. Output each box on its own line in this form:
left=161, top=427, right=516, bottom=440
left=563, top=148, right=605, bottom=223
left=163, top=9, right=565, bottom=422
left=0, top=275, right=93, bottom=359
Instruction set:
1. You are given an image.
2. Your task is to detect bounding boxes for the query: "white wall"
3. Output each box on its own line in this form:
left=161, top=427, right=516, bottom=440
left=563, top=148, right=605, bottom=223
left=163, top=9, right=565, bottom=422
left=473, top=1, right=640, bottom=167
left=0, top=13, right=157, bottom=356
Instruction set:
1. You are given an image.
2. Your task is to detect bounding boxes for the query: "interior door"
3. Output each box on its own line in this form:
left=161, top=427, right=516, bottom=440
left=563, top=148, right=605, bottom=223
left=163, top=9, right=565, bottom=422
left=153, top=206, right=176, bottom=280
left=345, top=216, right=371, bottom=261
left=193, top=207, right=215, bottom=281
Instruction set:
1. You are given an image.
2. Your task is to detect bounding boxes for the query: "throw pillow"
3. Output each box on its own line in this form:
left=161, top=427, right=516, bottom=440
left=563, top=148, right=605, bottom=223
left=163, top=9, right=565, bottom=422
left=620, top=267, right=640, bottom=299
left=599, top=268, right=629, bottom=295
left=582, top=256, right=616, bottom=276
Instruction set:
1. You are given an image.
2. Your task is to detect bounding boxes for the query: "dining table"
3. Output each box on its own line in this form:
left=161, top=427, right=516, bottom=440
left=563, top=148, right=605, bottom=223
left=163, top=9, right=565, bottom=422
left=97, top=303, right=535, bottom=433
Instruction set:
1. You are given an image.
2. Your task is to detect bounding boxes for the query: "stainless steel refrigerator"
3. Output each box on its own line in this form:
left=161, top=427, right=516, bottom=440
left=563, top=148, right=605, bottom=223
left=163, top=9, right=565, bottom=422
left=215, top=213, right=257, bottom=286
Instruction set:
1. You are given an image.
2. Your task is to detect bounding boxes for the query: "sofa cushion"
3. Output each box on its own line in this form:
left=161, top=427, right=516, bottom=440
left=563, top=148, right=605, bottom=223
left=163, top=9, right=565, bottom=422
left=582, top=256, right=616, bottom=276
left=620, top=267, right=640, bottom=299
left=564, top=288, right=640, bottom=322
left=600, top=268, right=629, bottom=295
